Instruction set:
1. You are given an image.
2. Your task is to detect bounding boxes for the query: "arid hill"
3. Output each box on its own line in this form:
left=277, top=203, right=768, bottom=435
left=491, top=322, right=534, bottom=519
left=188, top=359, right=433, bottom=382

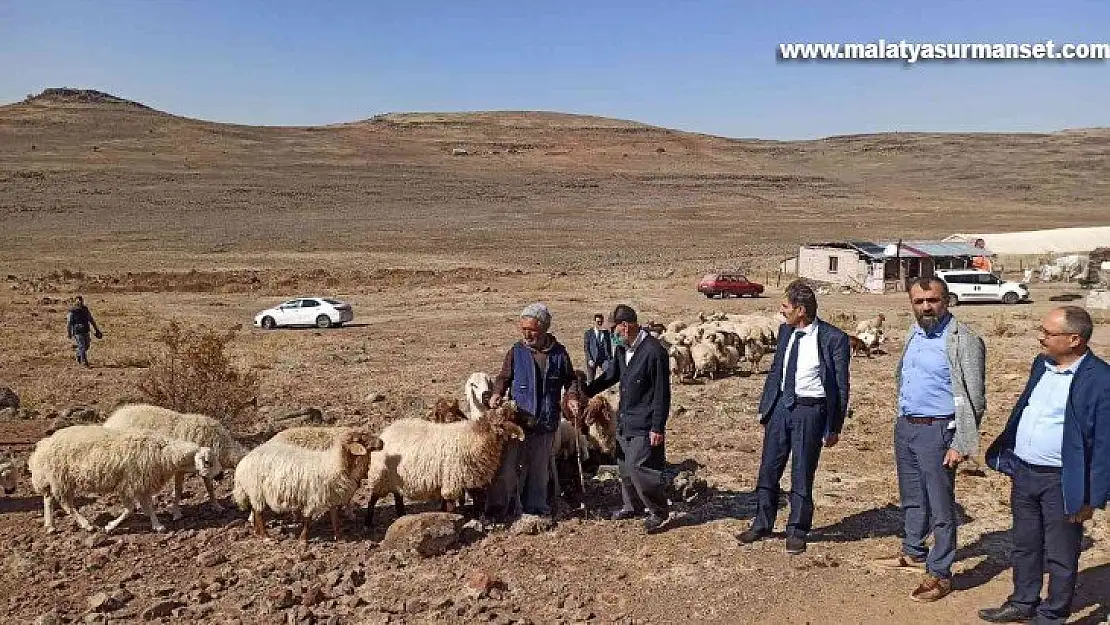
left=1, top=88, right=1107, bottom=274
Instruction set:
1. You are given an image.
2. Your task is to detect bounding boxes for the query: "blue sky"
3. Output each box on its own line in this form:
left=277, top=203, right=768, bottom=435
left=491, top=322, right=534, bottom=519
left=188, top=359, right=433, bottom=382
left=1, top=0, right=1106, bottom=139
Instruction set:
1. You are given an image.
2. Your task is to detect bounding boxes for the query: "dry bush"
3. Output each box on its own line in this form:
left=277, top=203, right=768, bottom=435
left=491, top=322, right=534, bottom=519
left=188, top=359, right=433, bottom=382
left=989, top=313, right=1016, bottom=338
left=138, top=320, right=258, bottom=428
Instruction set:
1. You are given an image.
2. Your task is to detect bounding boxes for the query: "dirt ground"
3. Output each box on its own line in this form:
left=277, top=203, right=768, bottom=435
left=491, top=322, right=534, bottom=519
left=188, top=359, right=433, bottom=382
left=0, top=91, right=1108, bottom=624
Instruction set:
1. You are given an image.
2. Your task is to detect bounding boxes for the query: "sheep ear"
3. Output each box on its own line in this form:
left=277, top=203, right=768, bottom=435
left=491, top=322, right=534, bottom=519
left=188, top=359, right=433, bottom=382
left=347, top=442, right=367, bottom=456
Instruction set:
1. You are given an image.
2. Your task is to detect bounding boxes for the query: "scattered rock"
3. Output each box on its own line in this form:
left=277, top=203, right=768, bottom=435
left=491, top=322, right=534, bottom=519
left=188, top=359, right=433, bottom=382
left=667, top=470, right=708, bottom=502
left=464, top=570, right=504, bottom=600
left=87, top=591, right=123, bottom=613
left=302, top=583, right=325, bottom=607
left=50, top=406, right=100, bottom=432
left=367, top=393, right=386, bottom=403
left=34, top=610, right=61, bottom=625
left=196, top=549, right=227, bottom=567
left=83, top=532, right=110, bottom=549
left=0, top=407, right=18, bottom=421
left=266, top=587, right=297, bottom=611
left=0, top=386, right=18, bottom=410
left=510, top=514, right=555, bottom=535
left=380, top=512, right=463, bottom=557
left=141, top=599, right=184, bottom=620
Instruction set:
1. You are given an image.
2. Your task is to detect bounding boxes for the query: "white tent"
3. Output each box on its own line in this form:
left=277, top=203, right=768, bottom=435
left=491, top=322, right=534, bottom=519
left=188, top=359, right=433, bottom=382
left=945, top=226, right=1110, bottom=255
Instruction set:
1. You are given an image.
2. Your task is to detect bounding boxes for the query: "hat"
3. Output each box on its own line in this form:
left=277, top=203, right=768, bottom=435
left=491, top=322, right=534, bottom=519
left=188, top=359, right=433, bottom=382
left=520, top=303, right=552, bottom=331
left=609, top=304, right=637, bottom=325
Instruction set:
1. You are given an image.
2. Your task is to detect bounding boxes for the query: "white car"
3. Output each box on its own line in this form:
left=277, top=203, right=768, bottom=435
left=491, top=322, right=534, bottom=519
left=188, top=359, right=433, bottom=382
left=254, top=297, right=354, bottom=329
left=935, top=269, right=1029, bottom=305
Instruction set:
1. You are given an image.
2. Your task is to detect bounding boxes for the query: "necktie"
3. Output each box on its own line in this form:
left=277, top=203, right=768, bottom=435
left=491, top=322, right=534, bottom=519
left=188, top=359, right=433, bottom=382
left=782, top=330, right=804, bottom=408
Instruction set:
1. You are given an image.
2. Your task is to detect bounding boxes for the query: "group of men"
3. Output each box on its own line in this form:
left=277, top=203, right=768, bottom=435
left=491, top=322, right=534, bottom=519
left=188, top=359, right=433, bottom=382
left=484, top=277, right=1107, bottom=625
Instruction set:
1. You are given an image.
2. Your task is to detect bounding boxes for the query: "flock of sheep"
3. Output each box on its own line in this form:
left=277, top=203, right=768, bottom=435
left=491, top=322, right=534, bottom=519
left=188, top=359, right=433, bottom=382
left=3, top=310, right=886, bottom=541
left=8, top=371, right=619, bottom=541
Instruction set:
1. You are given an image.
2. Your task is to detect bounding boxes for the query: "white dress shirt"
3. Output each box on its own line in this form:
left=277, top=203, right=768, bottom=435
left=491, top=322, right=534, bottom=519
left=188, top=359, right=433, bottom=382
left=625, top=329, right=647, bottom=365
left=779, top=321, right=825, bottom=398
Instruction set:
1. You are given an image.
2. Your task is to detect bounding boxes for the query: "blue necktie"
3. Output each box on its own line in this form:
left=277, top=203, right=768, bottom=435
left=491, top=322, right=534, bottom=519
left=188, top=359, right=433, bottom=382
left=782, top=330, right=804, bottom=408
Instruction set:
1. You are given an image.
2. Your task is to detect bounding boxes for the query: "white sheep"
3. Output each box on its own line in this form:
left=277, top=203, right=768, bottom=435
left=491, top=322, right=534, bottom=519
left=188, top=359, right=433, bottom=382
left=464, top=372, right=494, bottom=420
left=28, top=425, right=219, bottom=534
left=364, top=402, right=524, bottom=527
left=103, top=403, right=247, bottom=520
left=272, top=425, right=382, bottom=521
left=1, top=451, right=19, bottom=495
left=668, top=343, right=694, bottom=380
left=690, top=337, right=721, bottom=380
left=856, top=314, right=885, bottom=335
left=232, top=428, right=380, bottom=542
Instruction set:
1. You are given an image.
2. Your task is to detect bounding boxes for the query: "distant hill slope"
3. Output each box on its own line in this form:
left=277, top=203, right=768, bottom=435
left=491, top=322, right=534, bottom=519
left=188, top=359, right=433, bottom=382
left=1, top=88, right=1107, bottom=272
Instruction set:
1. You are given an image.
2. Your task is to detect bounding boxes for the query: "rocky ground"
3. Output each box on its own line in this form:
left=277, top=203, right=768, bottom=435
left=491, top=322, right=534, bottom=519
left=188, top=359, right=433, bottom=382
left=1, top=271, right=1108, bottom=625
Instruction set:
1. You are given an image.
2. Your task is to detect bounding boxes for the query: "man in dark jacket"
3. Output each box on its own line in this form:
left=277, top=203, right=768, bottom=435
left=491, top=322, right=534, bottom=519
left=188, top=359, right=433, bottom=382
left=583, top=313, right=613, bottom=384
left=585, top=304, right=672, bottom=534
left=487, top=303, right=582, bottom=523
left=66, top=295, right=102, bottom=367
left=738, top=280, right=850, bottom=555
left=979, top=306, right=1110, bottom=625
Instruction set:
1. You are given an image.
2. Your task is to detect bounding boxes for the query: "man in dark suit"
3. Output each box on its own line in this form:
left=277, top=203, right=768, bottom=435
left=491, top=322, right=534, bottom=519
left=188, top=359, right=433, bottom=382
left=738, top=280, right=850, bottom=555
left=979, top=306, right=1110, bottom=625
left=583, top=313, right=613, bottom=384
left=585, top=304, right=672, bottom=534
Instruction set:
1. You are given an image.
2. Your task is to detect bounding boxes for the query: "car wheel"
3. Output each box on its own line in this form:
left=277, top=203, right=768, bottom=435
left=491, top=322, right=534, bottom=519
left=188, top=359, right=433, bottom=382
left=1002, top=292, right=1019, bottom=305
left=261, top=316, right=276, bottom=330
left=316, top=315, right=332, bottom=329
left=948, top=294, right=960, bottom=307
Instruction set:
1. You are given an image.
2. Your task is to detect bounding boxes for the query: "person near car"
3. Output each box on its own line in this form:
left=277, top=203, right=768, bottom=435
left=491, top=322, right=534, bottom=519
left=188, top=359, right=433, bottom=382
left=738, top=280, right=850, bottom=555
left=583, top=313, right=613, bottom=384
left=978, top=306, right=1109, bottom=625
left=487, top=303, right=582, bottom=524
left=584, top=304, right=673, bottom=534
left=872, top=277, right=987, bottom=603
left=66, top=295, right=102, bottom=367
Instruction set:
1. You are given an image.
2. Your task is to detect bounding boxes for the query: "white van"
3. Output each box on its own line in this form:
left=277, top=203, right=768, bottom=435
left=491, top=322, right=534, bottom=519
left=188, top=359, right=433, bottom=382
left=934, top=270, right=1029, bottom=305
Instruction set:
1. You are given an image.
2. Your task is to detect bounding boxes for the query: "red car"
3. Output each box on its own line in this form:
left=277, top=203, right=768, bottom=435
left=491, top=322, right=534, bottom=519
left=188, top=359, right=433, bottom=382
left=697, top=273, right=765, bottom=298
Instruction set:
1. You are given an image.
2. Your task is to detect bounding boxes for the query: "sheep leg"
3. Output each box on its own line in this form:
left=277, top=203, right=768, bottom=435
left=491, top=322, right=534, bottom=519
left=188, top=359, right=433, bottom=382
left=251, top=508, right=266, bottom=537
left=104, top=503, right=133, bottom=534
left=42, top=494, right=56, bottom=533
left=138, top=494, right=167, bottom=533
left=364, top=495, right=379, bottom=528
left=169, top=472, right=184, bottom=521
left=56, top=496, right=96, bottom=532
left=202, top=476, right=225, bottom=513
left=298, top=515, right=311, bottom=543
left=330, top=507, right=341, bottom=542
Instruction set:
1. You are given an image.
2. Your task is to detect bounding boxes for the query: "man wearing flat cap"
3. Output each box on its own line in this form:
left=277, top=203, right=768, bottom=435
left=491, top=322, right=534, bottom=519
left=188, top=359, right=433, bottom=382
left=585, top=304, right=673, bottom=534
left=488, top=303, right=583, bottom=524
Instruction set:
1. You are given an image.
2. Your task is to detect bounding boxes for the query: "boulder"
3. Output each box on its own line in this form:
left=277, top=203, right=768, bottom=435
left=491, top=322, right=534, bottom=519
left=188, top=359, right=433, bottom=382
left=380, top=512, right=463, bottom=557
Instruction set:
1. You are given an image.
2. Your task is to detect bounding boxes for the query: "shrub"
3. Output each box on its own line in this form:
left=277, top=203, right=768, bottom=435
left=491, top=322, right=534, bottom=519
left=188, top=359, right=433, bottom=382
left=138, top=321, right=259, bottom=427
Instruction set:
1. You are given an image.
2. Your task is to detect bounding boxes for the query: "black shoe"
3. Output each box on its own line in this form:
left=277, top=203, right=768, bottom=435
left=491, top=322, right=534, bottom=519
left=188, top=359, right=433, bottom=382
left=785, top=535, right=807, bottom=555
left=644, top=514, right=669, bottom=534
left=977, top=603, right=1034, bottom=623
left=737, top=528, right=770, bottom=544
left=610, top=509, right=644, bottom=521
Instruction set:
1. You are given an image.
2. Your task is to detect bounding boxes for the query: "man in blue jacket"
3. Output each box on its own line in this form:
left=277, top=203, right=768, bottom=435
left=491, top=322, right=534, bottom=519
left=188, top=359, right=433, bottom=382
left=979, top=306, right=1110, bottom=625
left=737, top=280, right=850, bottom=555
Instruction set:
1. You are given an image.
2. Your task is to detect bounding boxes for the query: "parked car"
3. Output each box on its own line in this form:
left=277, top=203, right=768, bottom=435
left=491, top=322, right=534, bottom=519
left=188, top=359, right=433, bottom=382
left=697, top=273, right=765, bottom=298
left=254, top=297, right=354, bottom=329
left=934, top=269, right=1029, bottom=305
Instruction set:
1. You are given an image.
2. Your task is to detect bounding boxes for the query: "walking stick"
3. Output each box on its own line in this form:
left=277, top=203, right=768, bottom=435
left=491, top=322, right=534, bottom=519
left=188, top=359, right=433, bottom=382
left=573, top=409, right=588, bottom=518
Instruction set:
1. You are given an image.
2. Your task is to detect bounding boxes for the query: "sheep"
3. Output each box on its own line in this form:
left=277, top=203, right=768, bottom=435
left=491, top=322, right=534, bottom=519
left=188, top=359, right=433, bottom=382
left=464, top=372, right=494, bottom=420
left=668, top=343, right=694, bottom=381
left=103, top=403, right=247, bottom=520
left=1, top=451, right=19, bottom=495
left=690, top=337, right=721, bottom=380
left=666, top=320, right=688, bottom=334
left=28, top=425, right=219, bottom=534
left=233, top=428, right=381, bottom=542
left=426, top=397, right=468, bottom=423
left=856, top=314, right=885, bottom=335
left=741, top=337, right=769, bottom=373
left=581, top=395, right=617, bottom=461
left=364, top=402, right=525, bottom=527
left=272, top=426, right=383, bottom=523
left=849, top=335, right=872, bottom=358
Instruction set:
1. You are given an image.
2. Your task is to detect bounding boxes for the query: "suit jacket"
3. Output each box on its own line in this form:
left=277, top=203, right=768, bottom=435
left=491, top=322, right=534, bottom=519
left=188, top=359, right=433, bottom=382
left=986, top=351, right=1110, bottom=515
left=894, top=317, right=987, bottom=457
left=583, top=327, right=613, bottom=365
left=758, top=319, right=851, bottom=435
left=585, top=332, right=671, bottom=436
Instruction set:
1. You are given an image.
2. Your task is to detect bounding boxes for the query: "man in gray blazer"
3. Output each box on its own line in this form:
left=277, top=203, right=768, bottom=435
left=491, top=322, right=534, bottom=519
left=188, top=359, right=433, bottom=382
left=873, top=276, right=986, bottom=603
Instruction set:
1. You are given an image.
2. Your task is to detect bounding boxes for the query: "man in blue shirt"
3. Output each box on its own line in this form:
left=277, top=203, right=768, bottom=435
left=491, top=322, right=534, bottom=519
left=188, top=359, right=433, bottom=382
left=874, top=277, right=986, bottom=603
left=980, top=306, right=1110, bottom=625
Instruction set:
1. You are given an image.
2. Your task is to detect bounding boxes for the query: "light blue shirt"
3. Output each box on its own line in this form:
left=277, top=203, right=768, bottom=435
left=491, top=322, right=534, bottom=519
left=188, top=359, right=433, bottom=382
left=899, top=313, right=956, bottom=418
left=1014, top=353, right=1086, bottom=468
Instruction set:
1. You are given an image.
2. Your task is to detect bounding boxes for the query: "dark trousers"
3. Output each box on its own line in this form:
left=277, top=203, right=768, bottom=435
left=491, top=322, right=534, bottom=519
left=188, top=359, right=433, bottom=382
left=615, top=432, right=668, bottom=518
left=485, top=431, right=555, bottom=519
left=1007, top=459, right=1083, bottom=625
left=754, top=399, right=827, bottom=537
left=73, top=332, right=91, bottom=365
left=895, top=417, right=958, bottom=578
